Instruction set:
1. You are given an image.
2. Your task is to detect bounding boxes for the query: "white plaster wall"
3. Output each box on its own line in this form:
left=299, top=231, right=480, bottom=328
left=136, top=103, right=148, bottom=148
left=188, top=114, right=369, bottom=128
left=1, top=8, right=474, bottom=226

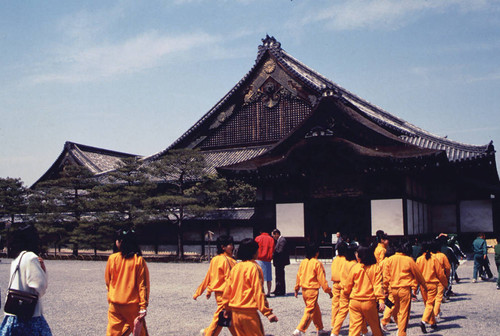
left=371, top=199, right=404, bottom=236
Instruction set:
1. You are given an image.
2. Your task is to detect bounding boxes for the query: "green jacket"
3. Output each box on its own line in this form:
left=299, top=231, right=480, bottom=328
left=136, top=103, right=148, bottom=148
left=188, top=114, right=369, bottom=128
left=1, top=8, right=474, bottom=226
left=472, top=238, right=487, bottom=256
left=494, top=244, right=500, bottom=264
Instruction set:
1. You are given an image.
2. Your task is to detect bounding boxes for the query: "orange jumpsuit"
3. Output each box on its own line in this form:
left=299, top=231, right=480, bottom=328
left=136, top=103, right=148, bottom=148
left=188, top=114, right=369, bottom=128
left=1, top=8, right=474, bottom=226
left=330, top=256, right=345, bottom=327
left=383, top=253, right=426, bottom=336
left=332, top=259, right=367, bottom=335
left=416, top=254, right=448, bottom=325
left=294, top=257, right=331, bottom=333
left=344, top=263, right=385, bottom=336
left=380, top=256, right=397, bottom=327
left=374, top=243, right=387, bottom=264
left=105, top=252, right=150, bottom=336
left=221, top=260, right=273, bottom=336
left=193, top=253, right=237, bottom=336
left=432, top=252, right=450, bottom=317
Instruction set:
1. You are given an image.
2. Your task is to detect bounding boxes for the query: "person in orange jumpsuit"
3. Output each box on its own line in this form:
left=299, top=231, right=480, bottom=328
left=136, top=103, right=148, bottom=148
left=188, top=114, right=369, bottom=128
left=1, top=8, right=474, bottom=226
left=430, top=240, right=450, bottom=320
left=293, top=243, right=332, bottom=336
left=221, top=238, right=278, bottom=336
left=105, top=228, right=150, bottom=336
left=416, top=241, right=448, bottom=333
left=330, top=241, right=347, bottom=329
left=344, top=246, right=385, bottom=336
left=374, top=233, right=389, bottom=264
left=380, top=244, right=398, bottom=331
left=382, top=240, right=427, bottom=336
left=331, top=244, right=368, bottom=336
left=193, top=235, right=237, bottom=336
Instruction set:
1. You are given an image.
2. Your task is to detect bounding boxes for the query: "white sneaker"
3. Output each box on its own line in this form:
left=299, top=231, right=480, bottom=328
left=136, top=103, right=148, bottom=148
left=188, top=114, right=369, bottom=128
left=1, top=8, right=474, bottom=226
left=293, top=329, right=305, bottom=336
left=199, top=329, right=205, bottom=335
left=472, top=279, right=477, bottom=283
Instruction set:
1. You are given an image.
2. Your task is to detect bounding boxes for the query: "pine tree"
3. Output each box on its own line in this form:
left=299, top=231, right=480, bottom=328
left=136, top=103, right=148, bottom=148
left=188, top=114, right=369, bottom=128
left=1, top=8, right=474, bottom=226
left=0, top=177, right=28, bottom=256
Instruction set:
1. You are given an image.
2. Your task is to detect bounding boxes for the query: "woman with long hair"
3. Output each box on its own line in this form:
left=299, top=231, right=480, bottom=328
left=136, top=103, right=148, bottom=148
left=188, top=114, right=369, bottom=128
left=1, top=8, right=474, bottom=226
left=0, top=224, right=52, bottom=336
left=105, top=227, right=150, bottom=336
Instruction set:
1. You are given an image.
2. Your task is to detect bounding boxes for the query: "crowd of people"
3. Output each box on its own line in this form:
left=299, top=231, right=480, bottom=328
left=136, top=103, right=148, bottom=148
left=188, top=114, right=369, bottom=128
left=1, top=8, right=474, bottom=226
left=192, top=230, right=500, bottom=336
left=0, top=226, right=499, bottom=336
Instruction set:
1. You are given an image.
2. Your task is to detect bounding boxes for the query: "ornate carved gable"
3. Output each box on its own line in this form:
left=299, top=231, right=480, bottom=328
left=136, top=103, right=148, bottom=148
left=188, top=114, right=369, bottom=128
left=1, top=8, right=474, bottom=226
left=197, top=54, right=318, bottom=150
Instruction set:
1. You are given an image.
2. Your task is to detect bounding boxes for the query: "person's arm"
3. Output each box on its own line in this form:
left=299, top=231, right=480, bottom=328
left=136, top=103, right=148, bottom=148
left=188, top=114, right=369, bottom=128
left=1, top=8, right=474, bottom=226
left=105, top=255, right=112, bottom=290
left=26, top=255, right=48, bottom=297
left=137, top=258, right=150, bottom=319
left=294, top=261, right=303, bottom=297
left=434, top=258, right=448, bottom=288
left=410, top=259, right=427, bottom=291
left=193, top=260, right=213, bottom=300
left=317, top=261, right=332, bottom=296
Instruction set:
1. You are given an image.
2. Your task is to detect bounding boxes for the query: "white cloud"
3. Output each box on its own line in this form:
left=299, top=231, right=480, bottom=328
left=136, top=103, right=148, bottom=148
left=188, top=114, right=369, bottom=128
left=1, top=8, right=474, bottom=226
left=28, top=31, right=221, bottom=84
left=301, top=0, right=500, bottom=31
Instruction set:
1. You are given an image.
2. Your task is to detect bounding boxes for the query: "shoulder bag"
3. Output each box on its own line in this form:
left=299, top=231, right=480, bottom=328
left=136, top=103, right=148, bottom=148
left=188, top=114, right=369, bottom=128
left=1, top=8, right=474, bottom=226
left=4, top=251, right=39, bottom=320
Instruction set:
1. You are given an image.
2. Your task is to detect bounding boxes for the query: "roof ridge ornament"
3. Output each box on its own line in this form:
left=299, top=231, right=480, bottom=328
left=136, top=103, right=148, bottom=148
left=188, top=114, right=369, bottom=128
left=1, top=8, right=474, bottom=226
left=258, top=35, right=282, bottom=58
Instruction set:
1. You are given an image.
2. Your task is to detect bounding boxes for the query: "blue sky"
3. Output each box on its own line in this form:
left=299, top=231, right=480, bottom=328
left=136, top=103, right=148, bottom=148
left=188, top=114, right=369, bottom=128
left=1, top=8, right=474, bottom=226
left=1, top=0, right=500, bottom=186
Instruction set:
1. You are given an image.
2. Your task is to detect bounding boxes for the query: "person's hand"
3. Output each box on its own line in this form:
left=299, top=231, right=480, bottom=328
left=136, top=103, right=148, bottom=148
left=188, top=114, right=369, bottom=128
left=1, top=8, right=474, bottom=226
left=193, top=294, right=198, bottom=300
left=138, top=310, right=147, bottom=321
left=327, top=291, right=333, bottom=299
left=223, top=310, right=230, bottom=319
left=267, top=314, right=278, bottom=322
left=378, top=302, right=385, bottom=313
left=206, top=292, right=211, bottom=300
left=38, top=257, right=46, bottom=272
left=484, top=254, right=487, bottom=260
left=294, top=290, right=299, bottom=298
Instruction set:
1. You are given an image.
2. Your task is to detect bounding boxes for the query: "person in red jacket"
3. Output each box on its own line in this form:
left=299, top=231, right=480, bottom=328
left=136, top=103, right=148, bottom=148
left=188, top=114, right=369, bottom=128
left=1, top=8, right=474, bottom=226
left=255, top=230, right=275, bottom=297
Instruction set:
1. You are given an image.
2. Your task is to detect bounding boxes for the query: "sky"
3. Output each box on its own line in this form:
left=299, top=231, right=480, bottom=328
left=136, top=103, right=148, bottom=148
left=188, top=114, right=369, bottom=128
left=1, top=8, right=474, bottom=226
left=1, top=0, right=500, bottom=186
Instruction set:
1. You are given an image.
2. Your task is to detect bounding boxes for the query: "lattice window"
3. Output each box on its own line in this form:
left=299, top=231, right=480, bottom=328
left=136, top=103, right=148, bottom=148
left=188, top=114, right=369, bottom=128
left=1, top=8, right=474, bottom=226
left=201, top=97, right=311, bottom=148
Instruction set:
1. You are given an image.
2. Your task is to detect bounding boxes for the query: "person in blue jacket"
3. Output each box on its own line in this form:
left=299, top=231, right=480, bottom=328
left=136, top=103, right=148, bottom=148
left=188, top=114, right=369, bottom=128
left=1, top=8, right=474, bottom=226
left=472, top=233, right=493, bottom=282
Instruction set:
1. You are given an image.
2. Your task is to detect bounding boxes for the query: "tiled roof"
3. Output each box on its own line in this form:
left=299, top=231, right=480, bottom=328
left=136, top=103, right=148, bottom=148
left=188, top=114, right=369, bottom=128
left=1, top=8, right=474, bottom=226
left=202, top=146, right=272, bottom=175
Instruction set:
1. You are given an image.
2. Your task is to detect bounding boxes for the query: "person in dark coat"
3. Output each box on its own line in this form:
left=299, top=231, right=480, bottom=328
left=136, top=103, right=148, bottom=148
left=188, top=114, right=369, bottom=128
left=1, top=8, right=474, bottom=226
left=271, top=229, right=290, bottom=296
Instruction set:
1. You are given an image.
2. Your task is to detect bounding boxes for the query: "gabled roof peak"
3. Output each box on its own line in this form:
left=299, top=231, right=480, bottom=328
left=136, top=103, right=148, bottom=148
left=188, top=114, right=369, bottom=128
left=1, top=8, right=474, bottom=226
left=258, top=35, right=282, bottom=59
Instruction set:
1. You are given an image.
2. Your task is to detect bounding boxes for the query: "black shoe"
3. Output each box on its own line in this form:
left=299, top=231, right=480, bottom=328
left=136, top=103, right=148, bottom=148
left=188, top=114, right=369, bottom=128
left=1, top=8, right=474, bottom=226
left=430, top=324, right=438, bottom=330
left=420, top=322, right=427, bottom=334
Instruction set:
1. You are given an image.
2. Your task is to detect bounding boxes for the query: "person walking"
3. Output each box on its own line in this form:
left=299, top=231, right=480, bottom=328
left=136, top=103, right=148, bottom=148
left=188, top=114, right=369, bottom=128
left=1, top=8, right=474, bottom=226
left=416, top=242, right=448, bottom=333
left=0, top=225, right=52, bottom=336
left=105, top=228, right=150, bottom=336
left=431, top=240, right=450, bottom=319
left=344, top=246, right=385, bottom=336
left=193, top=235, right=237, bottom=336
left=255, top=230, right=275, bottom=297
left=472, top=233, right=492, bottom=282
left=382, top=240, right=427, bottom=336
left=271, top=229, right=289, bottom=296
left=293, top=243, right=332, bottom=336
left=221, top=238, right=278, bottom=336
left=330, top=241, right=347, bottom=330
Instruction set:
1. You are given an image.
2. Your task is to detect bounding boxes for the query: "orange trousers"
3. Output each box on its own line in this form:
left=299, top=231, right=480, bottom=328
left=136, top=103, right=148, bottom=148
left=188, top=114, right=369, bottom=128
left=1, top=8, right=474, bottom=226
left=330, top=282, right=342, bottom=327
left=381, top=292, right=397, bottom=326
left=434, top=283, right=444, bottom=317
left=297, top=288, right=323, bottom=332
left=332, top=290, right=367, bottom=335
left=390, top=287, right=412, bottom=336
left=204, top=292, right=237, bottom=336
left=107, top=303, right=146, bottom=336
left=420, top=282, right=438, bottom=325
left=348, top=299, right=383, bottom=336
left=231, top=309, right=265, bottom=336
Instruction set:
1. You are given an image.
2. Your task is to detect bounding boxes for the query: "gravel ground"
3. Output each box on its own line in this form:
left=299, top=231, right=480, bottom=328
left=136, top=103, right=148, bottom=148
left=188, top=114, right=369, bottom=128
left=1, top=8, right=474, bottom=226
left=1, top=255, right=499, bottom=336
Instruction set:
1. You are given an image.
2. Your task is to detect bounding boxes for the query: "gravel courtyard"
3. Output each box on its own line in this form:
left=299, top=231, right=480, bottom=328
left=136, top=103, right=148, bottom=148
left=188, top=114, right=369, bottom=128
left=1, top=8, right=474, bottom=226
left=1, top=256, right=499, bottom=336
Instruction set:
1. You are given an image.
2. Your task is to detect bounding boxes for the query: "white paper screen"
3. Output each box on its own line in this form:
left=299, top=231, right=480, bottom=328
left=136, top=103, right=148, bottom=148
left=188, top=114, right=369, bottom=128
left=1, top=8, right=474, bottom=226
left=371, top=199, right=404, bottom=236
left=276, top=203, right=304, bottom=237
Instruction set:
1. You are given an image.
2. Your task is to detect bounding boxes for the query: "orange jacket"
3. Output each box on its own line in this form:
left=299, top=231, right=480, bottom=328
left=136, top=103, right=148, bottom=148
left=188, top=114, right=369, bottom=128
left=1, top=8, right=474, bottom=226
left=344, top=263, right=384, bottom=303
left=105, top=252, right=150, bottom=310
left=194, top=253, right=236, bottom=298
left=340, top=259, right=358, bottom=290
left=374, top=243, right=387, bottom=264
left=295, top=257, right=331, bottom=293
left=416, top=254, right=448, bottom=287
left=432, top=252, right=451, bottom=278
left=255, top=233, right=275, bottom=262
left=382, top=252, right=426, bottom=292
left=331, top=256, right=345, bottom=282
left=221, top=260, right=273, bottom=316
